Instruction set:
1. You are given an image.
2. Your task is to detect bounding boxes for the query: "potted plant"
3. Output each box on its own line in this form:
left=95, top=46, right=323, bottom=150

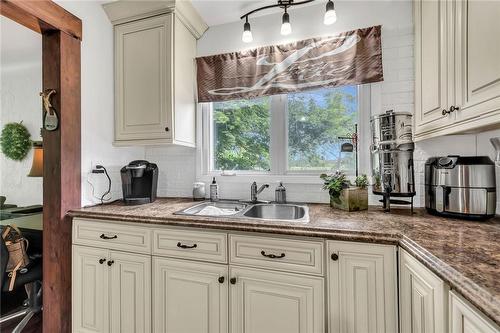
left=320, top=172, right=369, bottom=211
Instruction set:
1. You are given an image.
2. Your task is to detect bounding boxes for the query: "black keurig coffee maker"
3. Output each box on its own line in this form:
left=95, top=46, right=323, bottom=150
left=121, top=160, right=158, bottom=205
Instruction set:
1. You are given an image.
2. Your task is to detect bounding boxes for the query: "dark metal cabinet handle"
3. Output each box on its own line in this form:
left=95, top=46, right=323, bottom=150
left=218, top=276, right=225, bottom=284
left=449, top=105, right=459, bottom=113
left=230, top=277, right=237, bottom=285
left=99, top=258, right=106, bottom=264
left=331, top=253, right=339, bottom=261
left=442, top=109, right=449, bottom=116
left=261, top=250, right=285, bottom=259
left=165, top=127, right=169, bottom=132
left=177, top=242, right=197, bottom=249
left=107, top=260, right=114, bottom=266
left=100, top=234, right=117, bottom=240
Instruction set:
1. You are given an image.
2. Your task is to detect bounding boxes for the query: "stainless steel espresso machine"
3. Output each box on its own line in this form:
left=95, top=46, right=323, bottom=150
left=370, top=110, right=416, bottom=212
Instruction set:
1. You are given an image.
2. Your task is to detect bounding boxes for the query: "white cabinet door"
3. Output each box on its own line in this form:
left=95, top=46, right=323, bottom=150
left=114, top=14, right=173, bottom=143
left=399, top=249, right=449, bottom=333
left=414, top=0, right=455, bottom=138
left=109, top=251, right=151, bottom=333
left=327, top=241, right=397, bottom=333
left=72, top=246, right=109, bottom=333
left=454, top=0, right=500, bottom=125
left=450, top=291, right=500, bottom=333
left=153, top=257, right=228, bottom=333
left=229, top=266, right=324, bottom=333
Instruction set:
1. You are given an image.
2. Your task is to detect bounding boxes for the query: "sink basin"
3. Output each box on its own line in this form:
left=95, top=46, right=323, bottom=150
left=174, top=201, right=309, bottom=222
left=243, top=204, right=309, bottom=222
left=175, top=201, right=247, bottom=217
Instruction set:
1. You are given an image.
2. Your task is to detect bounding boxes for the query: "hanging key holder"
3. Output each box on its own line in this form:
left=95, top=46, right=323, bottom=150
left=40, top=89, right=59, bottom=131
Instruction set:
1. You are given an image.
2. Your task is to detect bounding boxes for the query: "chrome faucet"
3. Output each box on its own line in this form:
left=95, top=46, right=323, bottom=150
left=250, top=182, right=269, bottom=203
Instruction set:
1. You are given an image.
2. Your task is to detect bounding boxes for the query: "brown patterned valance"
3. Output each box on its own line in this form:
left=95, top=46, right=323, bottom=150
left=196, top=25, right=383, bottom=103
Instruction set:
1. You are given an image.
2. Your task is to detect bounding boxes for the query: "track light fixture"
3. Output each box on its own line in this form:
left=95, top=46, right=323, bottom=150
left=324, top=0, right=337, bottom=25
left=241, top=0, right=337, bottom=43
left=281, top=8, right=292, bottom=35
left=242, top=17, right=253, bottom=43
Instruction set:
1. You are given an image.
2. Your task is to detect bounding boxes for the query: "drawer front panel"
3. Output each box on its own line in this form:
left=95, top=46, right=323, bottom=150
left=73, top=218, right=151, bottom=254
left=229, top=234, right=324, bottom=275
left=153, top=229, right=227, bottom=263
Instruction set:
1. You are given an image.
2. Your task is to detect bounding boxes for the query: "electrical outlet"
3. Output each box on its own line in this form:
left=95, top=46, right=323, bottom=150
left=90, top=161, right=104, bottom=174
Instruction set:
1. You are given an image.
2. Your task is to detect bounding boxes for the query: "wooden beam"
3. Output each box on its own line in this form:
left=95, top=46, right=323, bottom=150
left=0, top=0, right=82, bottom=40
left=42, top=30, right=81, bottom=333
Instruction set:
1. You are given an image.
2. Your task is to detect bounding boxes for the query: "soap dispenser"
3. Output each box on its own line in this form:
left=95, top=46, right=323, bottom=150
left=275, top=181, right=286, bottom=204
left=210, top=177, right=219, bottom=202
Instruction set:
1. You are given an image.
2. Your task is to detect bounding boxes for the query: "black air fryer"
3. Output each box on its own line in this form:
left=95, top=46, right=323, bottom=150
left=120, top=160, right=158, bottom=205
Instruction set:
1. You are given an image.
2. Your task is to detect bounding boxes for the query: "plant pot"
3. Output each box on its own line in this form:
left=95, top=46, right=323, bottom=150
left=330, top=187, right=368, bottom=211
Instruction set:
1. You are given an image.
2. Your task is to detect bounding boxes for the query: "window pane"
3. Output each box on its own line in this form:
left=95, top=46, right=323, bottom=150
left=287, top=87, right=358, bottom=172
left=213, top=97, right=270, bottom=171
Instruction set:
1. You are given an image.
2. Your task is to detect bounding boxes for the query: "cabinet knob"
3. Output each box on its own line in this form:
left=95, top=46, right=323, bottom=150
left=218, top=276, right=225, bottom=284
left=107, top=260, right=114, bottom=266
left=442, top=109, right=449, bottom=116
left=331, top=253, right=339, bottom=261
left=165, top=127, right=169, bottom=132
left=230, top=277, right=237, bottom=285
left=449, top=105, right=459, bottom=113
left=98, top=258, right=106, bottom=264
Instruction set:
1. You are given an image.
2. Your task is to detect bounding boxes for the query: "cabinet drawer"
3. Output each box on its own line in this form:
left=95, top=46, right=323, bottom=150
left=229, top=234, right=324, bottom=275
left=153, top=229, right=227, bottom=263
left=72, top=218, right=151, bottom=254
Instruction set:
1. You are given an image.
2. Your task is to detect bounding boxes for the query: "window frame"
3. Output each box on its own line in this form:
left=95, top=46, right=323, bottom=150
left=197, top=85, right=370, bottom=183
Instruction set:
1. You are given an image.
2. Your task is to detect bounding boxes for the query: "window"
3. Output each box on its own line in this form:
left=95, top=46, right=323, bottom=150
left=203, top=86, right=360, bottom=176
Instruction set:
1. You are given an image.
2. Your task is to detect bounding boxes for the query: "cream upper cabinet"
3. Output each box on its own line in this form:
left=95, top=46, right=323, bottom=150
left=450, top=291, right=500, bottom=333
left=327, top=240, right=398, bottom=333
left=414, top=0, right=500, bottom=140
left=414, top=0, right=454, bottom=136
left=454, top=0, right=500, bottom=125
left=114, top=15, right=173, bottom=144
left=399, top=249, right=449, bottom=333
left=153, top=257, right=228, bottom=333
left=104, top=1, right=208, bottom=147
left=229, top=266, right=325, bottom=333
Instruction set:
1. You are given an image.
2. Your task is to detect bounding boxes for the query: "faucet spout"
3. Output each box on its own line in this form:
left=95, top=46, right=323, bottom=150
left=257, top=184, right=269, bottom=194
left=250, top=182, right=269, bottom=203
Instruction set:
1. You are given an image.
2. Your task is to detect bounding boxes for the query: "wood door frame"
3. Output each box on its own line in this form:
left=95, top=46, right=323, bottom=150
left=0, top=1, right=82, bottom=332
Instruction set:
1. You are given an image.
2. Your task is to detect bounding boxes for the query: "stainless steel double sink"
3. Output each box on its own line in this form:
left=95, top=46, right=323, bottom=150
left=174, top=200, right=309, bottom=223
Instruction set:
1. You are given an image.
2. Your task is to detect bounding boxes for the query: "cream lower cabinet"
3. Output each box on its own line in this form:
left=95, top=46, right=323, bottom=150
left=153, top=257, right=228, bottom=333
left=399, top=249, right=449, bottom=333
left=327, top=240, right=398, bottom=333
left=450, top=291, right=500, bottom=333
left=230, top=266, right=325, bottom=333
left=72, top=245, right=151, bottom=333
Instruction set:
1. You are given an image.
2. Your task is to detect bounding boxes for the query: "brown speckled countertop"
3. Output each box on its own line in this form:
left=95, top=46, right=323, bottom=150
left=68, top=198, right=500, bottom=326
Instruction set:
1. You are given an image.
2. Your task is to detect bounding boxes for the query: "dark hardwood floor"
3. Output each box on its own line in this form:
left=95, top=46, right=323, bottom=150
left=0, top=312, right=42, bottom=333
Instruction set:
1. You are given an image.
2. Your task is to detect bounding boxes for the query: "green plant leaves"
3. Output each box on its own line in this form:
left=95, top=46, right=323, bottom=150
left=0, top=122, right=32, bottom=161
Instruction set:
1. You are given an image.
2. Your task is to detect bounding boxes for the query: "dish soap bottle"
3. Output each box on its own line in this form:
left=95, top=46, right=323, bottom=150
left=210, top=177, right=219, bottom=201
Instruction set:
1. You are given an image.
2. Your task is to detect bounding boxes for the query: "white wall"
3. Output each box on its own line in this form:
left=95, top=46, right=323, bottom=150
left=55, top=1, right=146, bottom=206
left=0, top=17, right=43, bottom=207
left=0, top=64, right=44, bottom=206
left=151, top=0, right=416, bottom=204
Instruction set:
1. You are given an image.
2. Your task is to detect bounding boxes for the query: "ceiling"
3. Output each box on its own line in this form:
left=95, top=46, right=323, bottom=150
left=191, top=0, right=321, bottom=27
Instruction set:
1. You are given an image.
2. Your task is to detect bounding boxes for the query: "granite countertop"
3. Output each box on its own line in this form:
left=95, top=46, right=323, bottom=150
left=68, top=198, right=500, bottom=326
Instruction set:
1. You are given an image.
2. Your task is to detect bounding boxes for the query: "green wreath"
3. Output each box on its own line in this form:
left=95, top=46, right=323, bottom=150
left=0, top=122, right=32, bottom=161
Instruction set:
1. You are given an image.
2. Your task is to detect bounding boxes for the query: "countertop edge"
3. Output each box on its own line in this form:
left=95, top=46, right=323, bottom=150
left=68, top=210, right=500, bottom=327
